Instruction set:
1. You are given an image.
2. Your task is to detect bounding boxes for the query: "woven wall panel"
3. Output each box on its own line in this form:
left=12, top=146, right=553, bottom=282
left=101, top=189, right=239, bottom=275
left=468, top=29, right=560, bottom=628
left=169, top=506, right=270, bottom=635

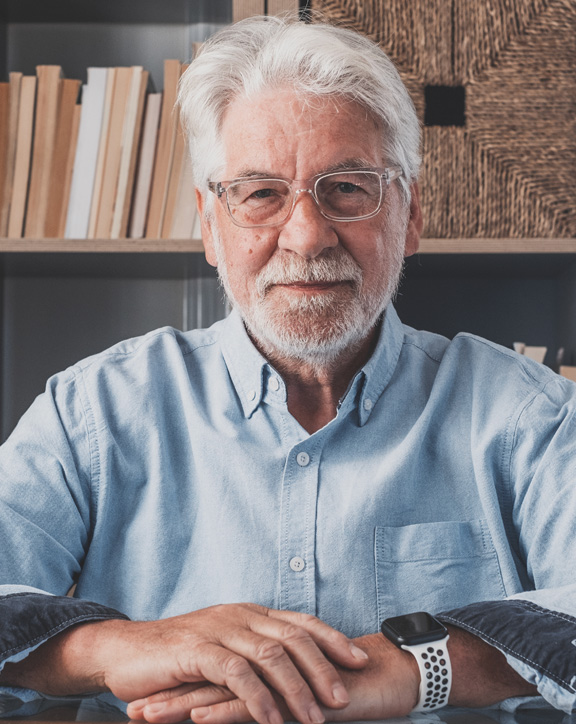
left=311, top=0, right=576, bottom=238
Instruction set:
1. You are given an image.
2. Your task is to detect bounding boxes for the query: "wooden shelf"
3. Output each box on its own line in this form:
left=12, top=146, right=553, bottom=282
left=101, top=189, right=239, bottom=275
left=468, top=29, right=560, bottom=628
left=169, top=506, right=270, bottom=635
left=0, top=238, right=205, bottom=253
left=418, top=239, right=576, bottom=254
left=1, top=238, right=575, bottom=254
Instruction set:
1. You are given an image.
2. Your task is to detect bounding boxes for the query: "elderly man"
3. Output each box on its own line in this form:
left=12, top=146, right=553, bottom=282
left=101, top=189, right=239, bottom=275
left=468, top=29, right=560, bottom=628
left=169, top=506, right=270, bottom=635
left=1, top=14, right=575, bottom=724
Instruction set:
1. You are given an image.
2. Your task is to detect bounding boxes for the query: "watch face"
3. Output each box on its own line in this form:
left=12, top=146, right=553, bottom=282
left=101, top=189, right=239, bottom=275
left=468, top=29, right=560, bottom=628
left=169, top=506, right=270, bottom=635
left=381, top=612, right=448, bottom=646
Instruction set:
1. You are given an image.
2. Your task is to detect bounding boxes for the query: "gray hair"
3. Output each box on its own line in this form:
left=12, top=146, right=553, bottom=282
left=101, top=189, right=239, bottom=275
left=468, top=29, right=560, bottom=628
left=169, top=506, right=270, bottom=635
left=178, top=14, right=421, bottom=202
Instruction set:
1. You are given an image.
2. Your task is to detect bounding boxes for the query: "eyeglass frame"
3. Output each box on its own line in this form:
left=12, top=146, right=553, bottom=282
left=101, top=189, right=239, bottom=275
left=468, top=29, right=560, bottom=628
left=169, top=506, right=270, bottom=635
left=206, top=166, right=405, bottom=228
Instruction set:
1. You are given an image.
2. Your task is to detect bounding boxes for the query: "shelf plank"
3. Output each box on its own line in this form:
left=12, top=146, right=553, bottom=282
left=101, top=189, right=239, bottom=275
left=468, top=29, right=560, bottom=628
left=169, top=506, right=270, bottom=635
left=418, top=239, right=576, bottom=254
left=1, top=238, right=576, bottom=254
left=3, top=0, right=205, bottom=24
left=0, top=238, right=205, bottom=253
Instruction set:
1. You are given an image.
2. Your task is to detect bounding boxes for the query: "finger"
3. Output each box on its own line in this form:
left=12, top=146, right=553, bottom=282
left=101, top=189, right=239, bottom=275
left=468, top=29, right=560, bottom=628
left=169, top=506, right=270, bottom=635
left=136, top=685, right=236, bottom=724
left=231, top=612, right=356, bottom=709
left=191, top=698, right=262, bottom=724
left=193, top=643, right=287, bottom=724
left=215, top=626, right=328, bottom=721
left=267, top=610, right=369, bottom=668
left=127, top=683, right=206, bottom=719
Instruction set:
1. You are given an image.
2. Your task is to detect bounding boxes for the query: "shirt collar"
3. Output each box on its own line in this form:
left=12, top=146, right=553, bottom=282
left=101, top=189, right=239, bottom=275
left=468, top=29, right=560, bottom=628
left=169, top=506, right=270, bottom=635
left=355, top=304, right=405, bottom=425
left=219, top=304, right=405, bottom=423
left=220, top=309, right=270, bottom=418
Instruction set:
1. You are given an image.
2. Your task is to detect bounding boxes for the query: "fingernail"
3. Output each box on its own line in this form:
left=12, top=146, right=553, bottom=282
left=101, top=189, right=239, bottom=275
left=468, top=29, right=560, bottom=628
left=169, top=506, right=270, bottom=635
left=191, top=707, right=210, bottom=721
left=308, top=703, right=325, bottom=724
left=268, top=710, right=284, bottom=724
left=332, top=683, right=350, bottom=705
left=145, top=703, right=167, bottom=715
left=350, top=643, right=369, bottom=660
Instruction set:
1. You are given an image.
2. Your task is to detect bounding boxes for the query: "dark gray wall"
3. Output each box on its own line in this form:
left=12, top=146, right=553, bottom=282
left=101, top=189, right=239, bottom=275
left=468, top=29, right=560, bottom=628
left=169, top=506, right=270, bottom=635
left=1, top=258, right=226, bottom=442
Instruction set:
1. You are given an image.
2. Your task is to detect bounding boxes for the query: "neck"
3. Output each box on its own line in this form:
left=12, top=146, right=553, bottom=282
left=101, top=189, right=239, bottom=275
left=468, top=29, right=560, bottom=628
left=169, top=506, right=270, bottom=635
left=252, top=326, right=380, bottom=434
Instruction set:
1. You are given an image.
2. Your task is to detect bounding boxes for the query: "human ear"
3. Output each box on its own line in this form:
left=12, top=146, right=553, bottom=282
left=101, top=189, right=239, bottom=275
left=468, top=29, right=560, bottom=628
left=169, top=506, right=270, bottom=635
left=196, top=188, right=218, bottom=267
left=404, top=182, right=423, bottom=258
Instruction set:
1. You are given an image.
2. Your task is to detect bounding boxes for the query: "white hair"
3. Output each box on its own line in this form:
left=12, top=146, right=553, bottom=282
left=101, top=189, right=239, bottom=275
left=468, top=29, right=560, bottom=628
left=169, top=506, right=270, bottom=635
left=178, top=14, right=421, bottom=202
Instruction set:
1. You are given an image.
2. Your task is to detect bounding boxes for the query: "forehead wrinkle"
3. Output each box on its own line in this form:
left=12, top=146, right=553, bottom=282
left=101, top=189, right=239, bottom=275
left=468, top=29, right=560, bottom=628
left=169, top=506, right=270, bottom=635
left=228, top=158, right=378, bottom=182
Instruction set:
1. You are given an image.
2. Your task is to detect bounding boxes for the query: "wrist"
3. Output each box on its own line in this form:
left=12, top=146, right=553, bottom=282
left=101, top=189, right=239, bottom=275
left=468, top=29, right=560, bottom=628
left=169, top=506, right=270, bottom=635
left=446, top=624, right=538, bottom=707
left=381, top=612, right=451, bottom=712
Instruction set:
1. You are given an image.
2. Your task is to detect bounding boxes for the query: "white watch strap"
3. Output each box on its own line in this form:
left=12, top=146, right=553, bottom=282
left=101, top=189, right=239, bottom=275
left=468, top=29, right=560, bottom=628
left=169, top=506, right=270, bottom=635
left=401, top=636, right=452, bottom=712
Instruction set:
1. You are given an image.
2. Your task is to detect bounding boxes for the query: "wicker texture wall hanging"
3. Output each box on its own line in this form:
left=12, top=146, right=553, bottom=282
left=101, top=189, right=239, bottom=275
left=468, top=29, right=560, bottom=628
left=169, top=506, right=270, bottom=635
left=310, top=0, right=576, bottom=239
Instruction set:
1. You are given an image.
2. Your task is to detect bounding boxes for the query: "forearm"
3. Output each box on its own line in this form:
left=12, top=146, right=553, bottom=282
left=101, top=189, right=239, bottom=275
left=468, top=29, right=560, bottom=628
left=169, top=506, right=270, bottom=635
left=0, top=618, right=125, bottom=696
left=0, top=592, right=130, bottom=698
left=446, top=625, right=537, bottom=707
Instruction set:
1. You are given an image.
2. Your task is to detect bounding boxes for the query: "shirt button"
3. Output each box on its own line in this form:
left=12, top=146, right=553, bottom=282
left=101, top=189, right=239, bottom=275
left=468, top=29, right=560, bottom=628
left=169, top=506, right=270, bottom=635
left=363, top=398, right=373, bottom=411
left=296, top=451, right=310, bottom=466
left=290, top=556, right=305, bottom=572
left=269, top=377, right=280, bottom=391
left=248, top=390, right=256, bottom=401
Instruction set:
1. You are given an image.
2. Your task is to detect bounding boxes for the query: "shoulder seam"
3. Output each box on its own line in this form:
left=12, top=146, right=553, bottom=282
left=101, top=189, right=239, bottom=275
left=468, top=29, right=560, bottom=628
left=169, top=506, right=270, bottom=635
left=402, top=339, right=443, bottom=365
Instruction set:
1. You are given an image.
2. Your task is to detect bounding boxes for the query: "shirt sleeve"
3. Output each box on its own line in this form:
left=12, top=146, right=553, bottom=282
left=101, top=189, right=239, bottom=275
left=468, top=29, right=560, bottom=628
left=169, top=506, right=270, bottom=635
left=0, top=368, right=119, bottom=702
left=0, top=368, right=94, bottom=594
left=438, top=373, right=576, bottom=714
left=438, top=590, right=576, bottom=713
left=0, top=591, right=129, bottom=706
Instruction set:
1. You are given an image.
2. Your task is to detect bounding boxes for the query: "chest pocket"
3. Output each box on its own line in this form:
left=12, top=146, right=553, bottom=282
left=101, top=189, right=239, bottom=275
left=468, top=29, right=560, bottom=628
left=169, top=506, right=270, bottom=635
left=375, top=519, right=506, bottom=621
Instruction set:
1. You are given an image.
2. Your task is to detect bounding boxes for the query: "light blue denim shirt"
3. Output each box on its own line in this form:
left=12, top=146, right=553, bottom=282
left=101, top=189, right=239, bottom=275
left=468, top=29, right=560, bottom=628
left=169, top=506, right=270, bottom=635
left=1, top=306, right=576, bottom=711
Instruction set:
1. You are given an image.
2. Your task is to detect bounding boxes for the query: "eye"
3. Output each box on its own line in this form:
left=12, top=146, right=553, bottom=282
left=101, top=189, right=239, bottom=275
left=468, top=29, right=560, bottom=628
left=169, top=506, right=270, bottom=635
left=250, top=187, right=279, bottom=200
left=335, top=181, right=363, bottom=194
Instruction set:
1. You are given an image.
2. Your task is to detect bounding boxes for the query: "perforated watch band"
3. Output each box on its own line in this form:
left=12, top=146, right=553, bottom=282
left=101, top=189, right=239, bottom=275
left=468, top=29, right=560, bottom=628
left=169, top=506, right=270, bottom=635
left=401, top=636, right=452, bottom=712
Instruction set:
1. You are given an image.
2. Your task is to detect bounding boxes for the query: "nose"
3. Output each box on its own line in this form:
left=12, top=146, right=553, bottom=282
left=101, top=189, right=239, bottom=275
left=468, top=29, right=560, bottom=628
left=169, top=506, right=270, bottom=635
left=277, top=188, right=338, bottom=259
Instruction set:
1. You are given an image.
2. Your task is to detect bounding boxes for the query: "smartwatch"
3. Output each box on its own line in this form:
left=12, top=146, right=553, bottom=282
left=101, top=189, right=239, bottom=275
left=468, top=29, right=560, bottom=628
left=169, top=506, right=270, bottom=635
left=381, top=612, right=452, bottom=712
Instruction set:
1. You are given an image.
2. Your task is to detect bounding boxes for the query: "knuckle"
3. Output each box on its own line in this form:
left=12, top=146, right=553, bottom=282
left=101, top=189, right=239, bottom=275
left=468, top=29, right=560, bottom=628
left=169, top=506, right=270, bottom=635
left=254, top=639, right=287, bottom=665
left=280, top=623, right=311, bottom=646
left=281, top=677, right=309, bottom=699
left=292, top=612, right=317, bottom=626
left=222, top=654, right=252, bottom=682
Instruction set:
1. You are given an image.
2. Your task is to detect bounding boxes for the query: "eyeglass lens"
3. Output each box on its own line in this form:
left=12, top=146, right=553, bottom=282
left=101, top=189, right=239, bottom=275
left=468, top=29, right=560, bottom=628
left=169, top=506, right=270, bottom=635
left=225, top=171, right=383, bottom=226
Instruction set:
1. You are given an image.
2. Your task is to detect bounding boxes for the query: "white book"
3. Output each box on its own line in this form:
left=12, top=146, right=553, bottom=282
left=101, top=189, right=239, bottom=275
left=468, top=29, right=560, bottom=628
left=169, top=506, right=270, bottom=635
left=65, top=67, right=108, bottom=239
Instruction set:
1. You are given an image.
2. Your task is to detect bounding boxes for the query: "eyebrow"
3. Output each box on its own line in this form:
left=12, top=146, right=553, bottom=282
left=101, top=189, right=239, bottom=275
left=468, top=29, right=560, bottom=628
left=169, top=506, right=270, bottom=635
left=229, top=158, right=377, bottom=181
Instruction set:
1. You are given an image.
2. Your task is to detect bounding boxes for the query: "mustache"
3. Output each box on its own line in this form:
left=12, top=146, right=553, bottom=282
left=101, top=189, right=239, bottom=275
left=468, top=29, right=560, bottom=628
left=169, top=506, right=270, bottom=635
left=255, top=249, right=363, bottom=297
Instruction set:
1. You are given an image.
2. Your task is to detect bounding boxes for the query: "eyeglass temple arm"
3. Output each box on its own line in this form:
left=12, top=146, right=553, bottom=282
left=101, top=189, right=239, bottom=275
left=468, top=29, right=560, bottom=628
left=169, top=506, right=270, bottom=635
left=207, top=181, right=225, bottom=198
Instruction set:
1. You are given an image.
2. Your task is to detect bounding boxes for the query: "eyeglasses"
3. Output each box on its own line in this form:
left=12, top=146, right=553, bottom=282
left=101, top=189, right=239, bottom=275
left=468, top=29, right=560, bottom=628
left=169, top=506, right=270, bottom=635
left=207, top=167, right=404, bottom=228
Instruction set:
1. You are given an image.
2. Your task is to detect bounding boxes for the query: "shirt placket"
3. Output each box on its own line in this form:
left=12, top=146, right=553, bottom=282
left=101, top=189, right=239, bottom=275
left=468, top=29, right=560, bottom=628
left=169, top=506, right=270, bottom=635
left=279, top=442, right=319, bottom=615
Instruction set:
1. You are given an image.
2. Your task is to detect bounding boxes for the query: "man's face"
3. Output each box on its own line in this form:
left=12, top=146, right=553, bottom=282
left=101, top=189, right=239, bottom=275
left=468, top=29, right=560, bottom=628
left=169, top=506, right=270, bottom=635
left=198, top=89, right=422, bottom=365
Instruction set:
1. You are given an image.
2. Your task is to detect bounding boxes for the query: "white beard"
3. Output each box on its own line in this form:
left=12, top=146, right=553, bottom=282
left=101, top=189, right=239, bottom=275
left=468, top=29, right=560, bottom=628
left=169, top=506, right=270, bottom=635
left=212, top=227, right=405, bottom=368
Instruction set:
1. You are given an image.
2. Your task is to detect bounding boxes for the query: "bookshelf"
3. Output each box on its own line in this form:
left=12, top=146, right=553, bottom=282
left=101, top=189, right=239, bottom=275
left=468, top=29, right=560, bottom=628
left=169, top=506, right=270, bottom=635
left=1, top=0, right=576, bottom=442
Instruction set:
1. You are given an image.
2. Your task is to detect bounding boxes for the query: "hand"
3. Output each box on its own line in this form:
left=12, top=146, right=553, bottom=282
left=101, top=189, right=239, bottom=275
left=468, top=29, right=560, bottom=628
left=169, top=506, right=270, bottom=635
left=127, top=624, right=540, bottom=724
left=0, top=603, right=368, bottom=724
left=127, top=633, right=419, bottom=723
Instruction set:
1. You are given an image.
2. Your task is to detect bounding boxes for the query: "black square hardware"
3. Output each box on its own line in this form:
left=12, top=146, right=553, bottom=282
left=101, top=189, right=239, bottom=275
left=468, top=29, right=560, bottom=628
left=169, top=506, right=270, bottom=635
left=425, top=85, right=466, bottom=126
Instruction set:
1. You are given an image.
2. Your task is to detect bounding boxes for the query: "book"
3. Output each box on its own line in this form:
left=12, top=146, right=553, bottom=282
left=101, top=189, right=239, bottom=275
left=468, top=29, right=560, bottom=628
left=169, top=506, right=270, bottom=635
left=44, top=78, right=81, bottom=238
left=232, top=0, right=265, bottom=21
left=25, top=65, right=63, bottom=238
left=146, top=59, right=182, bottom=238
left=110, top=66, right=149, bottom=239
left=56, top=103, right=82, bottom=238
left=161, top=64, right=189, bottom=239
left=7, top=76, right=37, bottom=239
left=93, top=66, right=132, bottom=238
left=170, top=147, right=197, bottom=239
left=267, top=0, right=300, bottom=14
left=65, top=67, right=108, bottom=239
left=0, top=73, right=23, bottom=237
left=87, top=67, right=116, bottom=239
left=560, top=366, right=576, bottom=382
left=129, top=92, right=162, bottom=239
left=0, top=82, right=10, bottom=237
